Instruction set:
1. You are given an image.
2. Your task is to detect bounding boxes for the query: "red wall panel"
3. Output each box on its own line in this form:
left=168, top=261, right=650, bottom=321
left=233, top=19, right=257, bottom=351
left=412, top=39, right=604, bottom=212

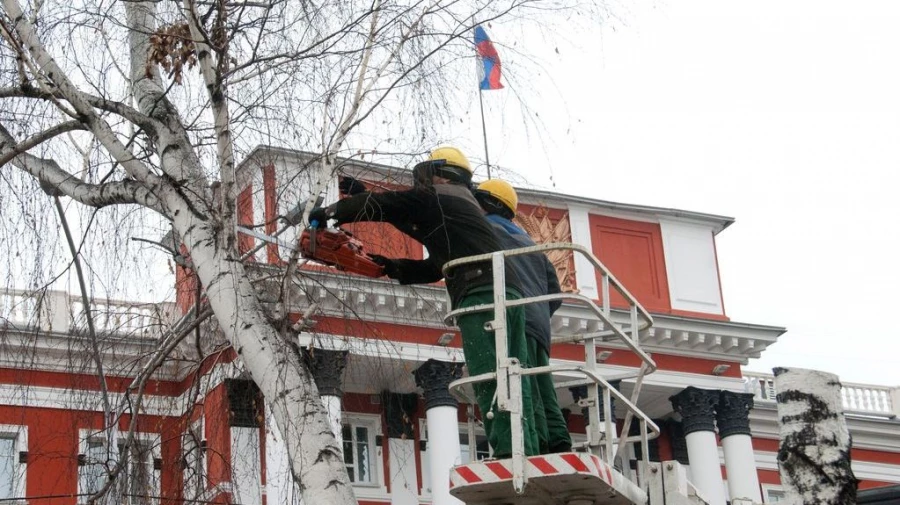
left=237, top=184, right=255, bottom=257
left=338, top=179, right=423, bottom=262
left=589, top=215, right=671, bottom=313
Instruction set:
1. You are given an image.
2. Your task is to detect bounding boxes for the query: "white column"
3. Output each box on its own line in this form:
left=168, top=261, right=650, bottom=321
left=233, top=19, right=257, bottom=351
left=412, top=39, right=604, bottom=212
left=685, top=430, right=726, bottom=505
left=721, top=435, right=760, bottom=501
left=426, top=406, right=463, bottom=505
left=671, top=387, right=726, bottom=505
left=415, top=360, right=464, bottom=505
left=717, top=391, right=761, bottom=503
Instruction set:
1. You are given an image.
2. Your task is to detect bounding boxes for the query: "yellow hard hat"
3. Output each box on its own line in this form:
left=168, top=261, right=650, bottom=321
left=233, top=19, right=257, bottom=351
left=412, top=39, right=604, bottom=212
left=477, top=179, right=518, bottom=214
left=429, top=146, right=473, bottom=174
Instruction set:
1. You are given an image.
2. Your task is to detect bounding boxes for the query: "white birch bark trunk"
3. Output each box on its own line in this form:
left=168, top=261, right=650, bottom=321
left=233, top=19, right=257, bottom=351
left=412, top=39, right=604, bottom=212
left=173, top=210, right=356, bottom=504
left=1, top=0, right=356, bottom=500
left=773, top=367, right=857, bottom=505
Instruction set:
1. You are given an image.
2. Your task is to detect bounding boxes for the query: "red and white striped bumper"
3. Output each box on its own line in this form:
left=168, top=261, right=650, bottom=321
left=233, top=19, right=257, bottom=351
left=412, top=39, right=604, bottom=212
left=449, top=452, right=647, bottom=505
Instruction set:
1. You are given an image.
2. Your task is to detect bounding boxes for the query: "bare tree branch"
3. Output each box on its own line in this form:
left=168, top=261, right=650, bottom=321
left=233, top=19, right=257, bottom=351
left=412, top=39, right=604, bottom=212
left=0, top=119, right=84, bottom=167
left=1, top=0, right=168, bottom=189
left=0, top=122, right=163, bottom=210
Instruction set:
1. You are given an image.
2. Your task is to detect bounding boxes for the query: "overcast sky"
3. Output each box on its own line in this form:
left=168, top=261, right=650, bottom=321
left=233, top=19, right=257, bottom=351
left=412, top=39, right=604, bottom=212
left=456, top=0, right=900, bottom=386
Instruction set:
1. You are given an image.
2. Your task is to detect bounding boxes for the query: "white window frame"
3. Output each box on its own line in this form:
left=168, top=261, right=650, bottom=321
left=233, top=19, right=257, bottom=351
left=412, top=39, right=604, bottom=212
left=761, top=484, right=786, bottom=503
left=0, top=424, right=28, bottom=504
left=458, top=423, right=491, bottom=464
left=341, top=414, right=386, bottom=499
left=77, top=429, right=161, bottom=505
left=182, top=419, right=207, bottom=502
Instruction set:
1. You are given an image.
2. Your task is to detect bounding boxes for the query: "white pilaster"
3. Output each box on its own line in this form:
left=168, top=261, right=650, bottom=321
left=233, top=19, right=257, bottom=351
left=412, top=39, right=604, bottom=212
left=566, top=204, right=598, bottom=299
left=232, top=426, right=263, bottom=505
left=388, top=438, right=418, bottom=505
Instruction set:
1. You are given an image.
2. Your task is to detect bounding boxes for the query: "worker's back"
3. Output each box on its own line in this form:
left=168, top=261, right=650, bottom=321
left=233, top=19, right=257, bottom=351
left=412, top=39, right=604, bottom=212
left=330, top=183, right=523, bottom=306
left=486, top=215, right=561, bottom=351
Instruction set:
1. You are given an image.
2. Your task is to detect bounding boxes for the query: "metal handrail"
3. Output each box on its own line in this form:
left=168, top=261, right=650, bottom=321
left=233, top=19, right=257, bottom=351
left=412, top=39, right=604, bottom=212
left=444, top=290, right=655, bottom=370
left=441, top=243, right=659, bottom=494
left=442, top=242, right=654, bottom=326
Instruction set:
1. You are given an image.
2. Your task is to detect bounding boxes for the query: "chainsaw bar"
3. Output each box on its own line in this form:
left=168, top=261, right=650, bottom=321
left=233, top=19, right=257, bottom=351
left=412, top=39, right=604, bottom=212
left=299, top=227, right=385, bottom=278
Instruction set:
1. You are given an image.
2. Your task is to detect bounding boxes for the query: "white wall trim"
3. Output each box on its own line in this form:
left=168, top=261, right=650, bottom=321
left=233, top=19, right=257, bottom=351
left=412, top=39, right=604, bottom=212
left=718, top=447, right=900, bottom=484
left=565, top=203, right=598, bottom=299
left=0, top=361, right=241, bottom=417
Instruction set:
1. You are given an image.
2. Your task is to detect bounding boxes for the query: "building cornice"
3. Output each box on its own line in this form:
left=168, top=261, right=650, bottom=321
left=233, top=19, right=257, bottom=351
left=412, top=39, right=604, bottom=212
left=236, top=146, right=735, bottom=233
left=749, top=401, right=900, bottom=453
left=0, top=267, right=786, bottom=382
left=274, top=266, right=784, bottom=364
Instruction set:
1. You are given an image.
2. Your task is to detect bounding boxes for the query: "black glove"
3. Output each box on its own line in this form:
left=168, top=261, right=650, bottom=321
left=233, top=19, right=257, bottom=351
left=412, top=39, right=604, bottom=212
left=339, top=176, right=367, bottom=196
left=370, top=254, right=401, bottom=279
left=308, top=206, right=330, bottom=228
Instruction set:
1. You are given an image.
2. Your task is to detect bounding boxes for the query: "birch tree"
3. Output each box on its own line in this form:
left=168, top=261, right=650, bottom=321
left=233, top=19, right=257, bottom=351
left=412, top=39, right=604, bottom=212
left=774, top=367, right=857, bottom=505
left=0, top=0, right=598, bottom=502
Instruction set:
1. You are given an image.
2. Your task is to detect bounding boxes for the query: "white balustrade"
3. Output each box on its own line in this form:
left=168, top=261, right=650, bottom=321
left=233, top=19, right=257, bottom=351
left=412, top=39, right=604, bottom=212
left=1, top=288, right=174, bottom=337
left=745, top=371, right=897, bottom=419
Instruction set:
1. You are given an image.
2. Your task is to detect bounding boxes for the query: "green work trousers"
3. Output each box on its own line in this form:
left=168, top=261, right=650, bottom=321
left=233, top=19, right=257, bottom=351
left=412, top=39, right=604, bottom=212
left=528, top=338, right=573, bottom=453
left=457, top=287, right=539, bottom=458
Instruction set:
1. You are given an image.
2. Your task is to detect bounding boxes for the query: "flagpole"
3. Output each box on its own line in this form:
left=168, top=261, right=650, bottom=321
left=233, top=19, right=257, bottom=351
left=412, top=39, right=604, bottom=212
left=478, top=86, right=492, bottom=179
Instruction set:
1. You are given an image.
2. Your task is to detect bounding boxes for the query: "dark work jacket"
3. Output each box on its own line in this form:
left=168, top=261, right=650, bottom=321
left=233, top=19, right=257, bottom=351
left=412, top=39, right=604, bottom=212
left=329, top=184, right=524, bottom=307
left=486, top=214, right=562, bottom=352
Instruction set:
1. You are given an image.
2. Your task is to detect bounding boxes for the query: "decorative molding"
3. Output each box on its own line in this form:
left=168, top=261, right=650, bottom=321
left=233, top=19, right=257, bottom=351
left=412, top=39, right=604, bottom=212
left=303, top=348, right=349, bottom=398
left=1, top=273, right=786, bottom=380
left=515, top=205, right=577, bottom=293
left=716, top=391, right=754, bottom=438
left=413, top=359, right=462, bottom=411
left=670, top=386, right=718, bottom=435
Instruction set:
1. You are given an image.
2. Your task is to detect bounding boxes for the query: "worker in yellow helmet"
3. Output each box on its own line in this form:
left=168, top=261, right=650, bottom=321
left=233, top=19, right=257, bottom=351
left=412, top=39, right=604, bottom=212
left=475, top=179, right=572, bottom=454
left=310, top=147, right=540, bottom=457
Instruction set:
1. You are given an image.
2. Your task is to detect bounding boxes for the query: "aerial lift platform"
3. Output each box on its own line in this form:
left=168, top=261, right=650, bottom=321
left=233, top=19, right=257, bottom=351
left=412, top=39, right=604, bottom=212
left=441, top=244, right=705, bottom=505
left=240, top=214, right=711, bottom=505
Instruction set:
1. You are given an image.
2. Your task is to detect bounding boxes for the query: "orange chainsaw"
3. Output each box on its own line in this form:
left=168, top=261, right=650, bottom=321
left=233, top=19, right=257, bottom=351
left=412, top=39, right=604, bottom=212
left=299, top=225, right=385, bottom=278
